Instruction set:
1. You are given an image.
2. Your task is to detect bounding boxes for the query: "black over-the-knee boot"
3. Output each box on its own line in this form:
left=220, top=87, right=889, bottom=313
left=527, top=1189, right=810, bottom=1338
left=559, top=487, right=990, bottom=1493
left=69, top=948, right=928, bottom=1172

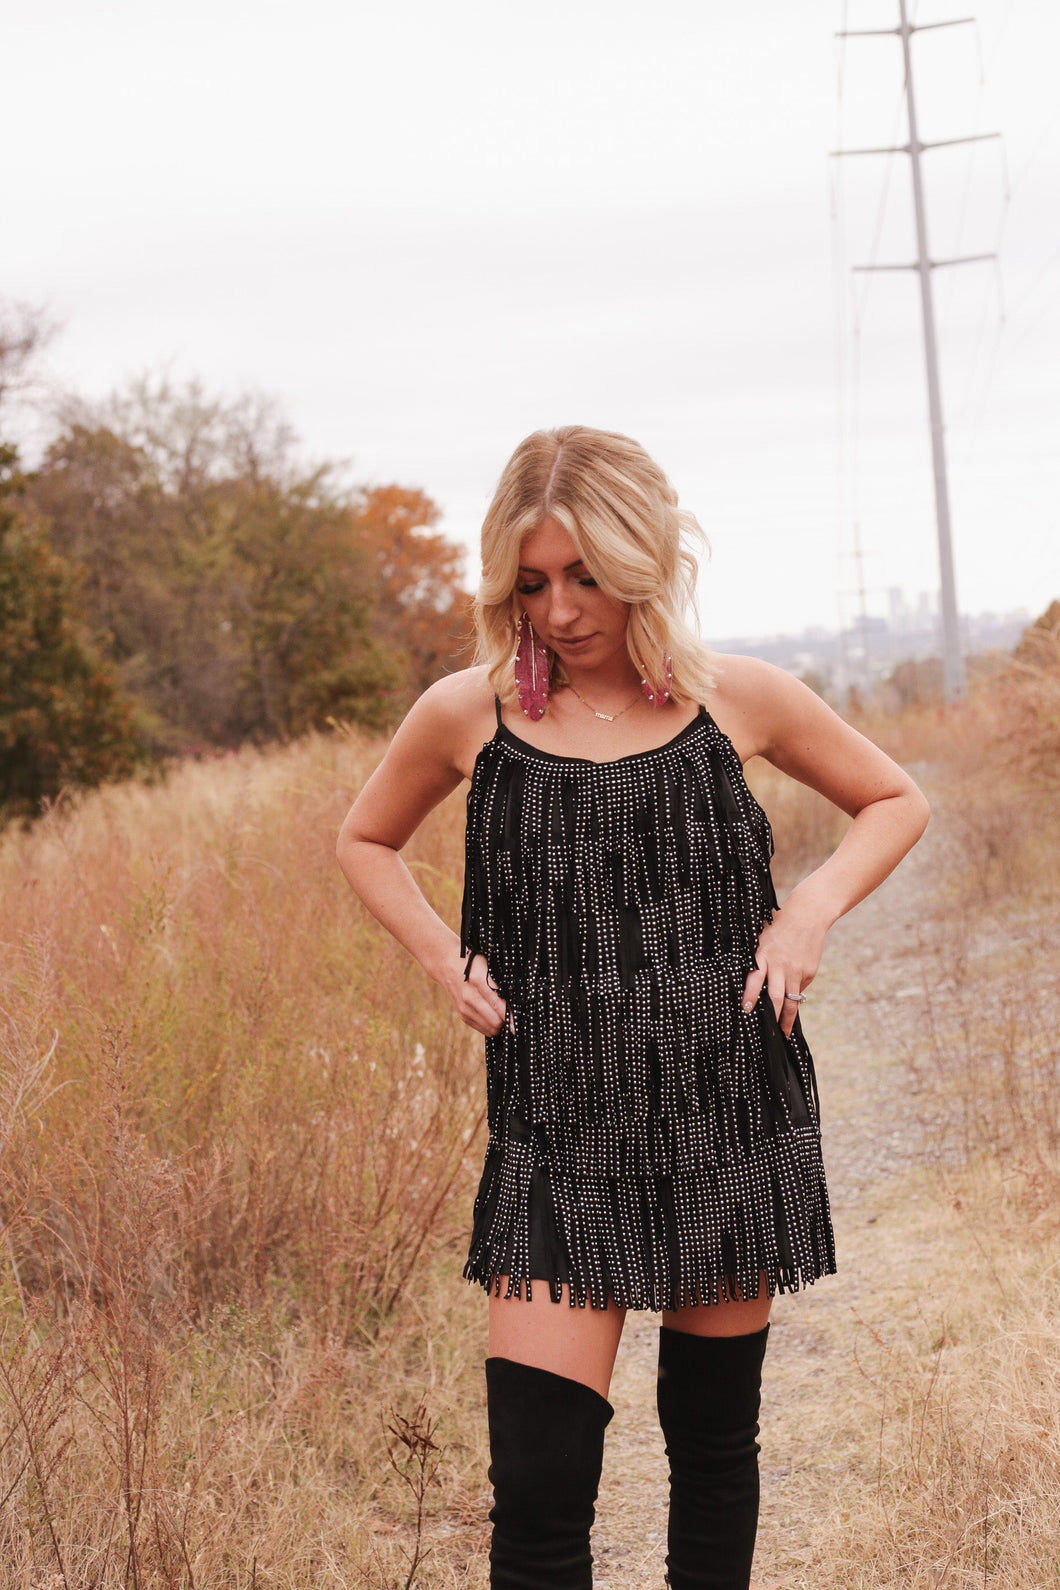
left=485, top=1356, right=614, bottom=1590
left=656, top=1324, right=770, bottom=1590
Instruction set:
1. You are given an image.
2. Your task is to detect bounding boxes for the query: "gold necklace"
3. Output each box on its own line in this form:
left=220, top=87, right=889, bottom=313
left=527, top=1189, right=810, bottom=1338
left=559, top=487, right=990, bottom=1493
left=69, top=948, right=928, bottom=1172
left=568, top=682, right=640, bottom=723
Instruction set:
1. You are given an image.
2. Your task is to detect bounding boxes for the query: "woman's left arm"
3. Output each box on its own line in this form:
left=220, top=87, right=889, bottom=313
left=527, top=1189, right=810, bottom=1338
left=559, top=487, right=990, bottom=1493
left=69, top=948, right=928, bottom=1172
left=722, top=659, right=931, bottom=1034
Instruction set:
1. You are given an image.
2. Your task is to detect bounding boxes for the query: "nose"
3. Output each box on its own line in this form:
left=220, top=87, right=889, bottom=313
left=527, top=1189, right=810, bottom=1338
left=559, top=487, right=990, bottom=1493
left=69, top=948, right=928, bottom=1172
left=548, top=582, right=580, bottom=630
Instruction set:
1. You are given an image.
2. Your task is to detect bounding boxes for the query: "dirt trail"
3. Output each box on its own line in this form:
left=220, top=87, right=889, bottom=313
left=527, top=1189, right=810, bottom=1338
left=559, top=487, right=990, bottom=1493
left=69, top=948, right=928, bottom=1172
left=591, top=838, right=939, bottom=1589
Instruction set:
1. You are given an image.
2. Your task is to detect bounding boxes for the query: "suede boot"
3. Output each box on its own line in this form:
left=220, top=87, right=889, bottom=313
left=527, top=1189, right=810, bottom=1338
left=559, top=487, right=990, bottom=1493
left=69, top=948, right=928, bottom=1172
left=656, top=1324, right=770, bottom=1590
left=485, top=1355, right=614, bottom=1590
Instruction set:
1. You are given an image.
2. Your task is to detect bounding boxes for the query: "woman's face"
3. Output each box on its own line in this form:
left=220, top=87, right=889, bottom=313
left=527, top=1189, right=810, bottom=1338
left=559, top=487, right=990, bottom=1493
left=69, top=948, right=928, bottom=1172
left=516, top=517, right=631, bottom=674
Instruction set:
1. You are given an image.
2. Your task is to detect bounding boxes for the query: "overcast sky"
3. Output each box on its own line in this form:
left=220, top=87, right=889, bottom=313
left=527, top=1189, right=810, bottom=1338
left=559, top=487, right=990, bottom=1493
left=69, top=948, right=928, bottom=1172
left=4, top=0, right=1057, bottom=640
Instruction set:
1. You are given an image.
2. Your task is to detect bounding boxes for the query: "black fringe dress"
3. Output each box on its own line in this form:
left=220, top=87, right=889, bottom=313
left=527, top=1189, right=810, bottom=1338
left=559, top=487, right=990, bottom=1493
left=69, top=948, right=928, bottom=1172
left=460, top=701, right=836, bottom=1311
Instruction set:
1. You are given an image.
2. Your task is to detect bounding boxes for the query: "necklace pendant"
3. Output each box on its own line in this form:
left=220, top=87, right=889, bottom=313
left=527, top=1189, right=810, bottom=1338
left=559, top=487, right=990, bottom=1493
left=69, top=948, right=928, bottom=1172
left=594, top=710, right=615, bottom=721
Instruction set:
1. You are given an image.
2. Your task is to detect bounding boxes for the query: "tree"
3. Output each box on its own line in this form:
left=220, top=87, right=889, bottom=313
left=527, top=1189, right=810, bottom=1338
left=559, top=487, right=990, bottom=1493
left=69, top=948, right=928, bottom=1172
left=26, top=379, right=475, bottom=748
left=884, top=657, right=944, bottom=710
left=353, top=485, right=476, bottom=692
left=0, top=447, right=140, bottom=820
left=1015, top=598, right=1060, bottom=663
left=207, top=470, right=405, bottom=740
left=27, top=383, right=410, bottom=746
left=0, top=299, right=56, bottom=430
left=1005, top=600, right=1060, bottom=791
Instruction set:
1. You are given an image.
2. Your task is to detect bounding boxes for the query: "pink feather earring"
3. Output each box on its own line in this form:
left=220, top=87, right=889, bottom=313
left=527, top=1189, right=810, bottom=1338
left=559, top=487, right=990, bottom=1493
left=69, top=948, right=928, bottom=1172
left=514, top=613, right=550, bottom=720
left=640, top=654, right=673, bottom=706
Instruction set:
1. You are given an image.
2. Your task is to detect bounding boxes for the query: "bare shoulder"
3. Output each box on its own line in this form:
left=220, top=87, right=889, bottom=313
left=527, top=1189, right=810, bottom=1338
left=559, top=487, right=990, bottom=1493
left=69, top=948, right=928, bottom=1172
left=418, top=663, right=494, bottom=711
left=400, top=665, right=497, bottom=776
left=340, top=666, right=496, bottom=850
left=707, top=653, right=816, bottom=762
left=710, top=652, right=922, bottom=817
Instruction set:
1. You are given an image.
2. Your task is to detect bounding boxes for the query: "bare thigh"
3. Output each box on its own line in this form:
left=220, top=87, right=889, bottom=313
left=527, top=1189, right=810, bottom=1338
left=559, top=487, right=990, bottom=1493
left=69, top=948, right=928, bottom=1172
left=662, top=1272, right=773, bottom=1337
left=488, top=1277, right=627, bottom=1399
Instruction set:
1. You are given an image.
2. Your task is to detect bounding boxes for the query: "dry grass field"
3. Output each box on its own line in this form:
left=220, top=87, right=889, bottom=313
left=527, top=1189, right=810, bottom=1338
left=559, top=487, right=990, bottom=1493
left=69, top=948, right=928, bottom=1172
left=1, top=632, right=1058, bottom=1588
left=0, top=731, right=487, bottom=1587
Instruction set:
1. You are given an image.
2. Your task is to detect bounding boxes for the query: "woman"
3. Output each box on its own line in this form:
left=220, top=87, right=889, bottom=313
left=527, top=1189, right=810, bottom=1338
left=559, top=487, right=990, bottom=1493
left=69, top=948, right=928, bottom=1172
left=336, top=426, right=929, bottom=1590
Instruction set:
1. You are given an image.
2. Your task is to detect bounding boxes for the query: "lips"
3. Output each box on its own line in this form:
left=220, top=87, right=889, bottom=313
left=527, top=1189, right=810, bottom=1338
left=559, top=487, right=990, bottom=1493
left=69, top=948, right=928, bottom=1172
left=551, top=633, right=595, bottom=649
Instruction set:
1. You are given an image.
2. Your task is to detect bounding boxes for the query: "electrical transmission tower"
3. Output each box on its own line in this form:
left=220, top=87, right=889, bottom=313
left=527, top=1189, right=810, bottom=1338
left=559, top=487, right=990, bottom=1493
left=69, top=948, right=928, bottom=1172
left=833, top=0, right=998, bottom=703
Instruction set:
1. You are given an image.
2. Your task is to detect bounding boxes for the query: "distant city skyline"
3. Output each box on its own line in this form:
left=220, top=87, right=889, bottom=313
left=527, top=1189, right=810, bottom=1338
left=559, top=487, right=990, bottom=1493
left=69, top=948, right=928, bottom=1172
left=715, top=596, right=1031, bottom=702
left=714, top=591, right=1031, bottom=645
left=3, top=0, right=1058, bottom=639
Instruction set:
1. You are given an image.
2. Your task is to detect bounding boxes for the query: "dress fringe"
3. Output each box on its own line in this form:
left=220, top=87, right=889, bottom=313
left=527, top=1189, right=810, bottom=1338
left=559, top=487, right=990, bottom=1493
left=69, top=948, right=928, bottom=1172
left=460, top=708, right=837, bottom=1311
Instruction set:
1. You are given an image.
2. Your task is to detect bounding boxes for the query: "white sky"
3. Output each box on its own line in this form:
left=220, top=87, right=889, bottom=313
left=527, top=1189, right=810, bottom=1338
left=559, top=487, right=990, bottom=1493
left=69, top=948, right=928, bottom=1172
left=3, top=0, right=1058, bottom=639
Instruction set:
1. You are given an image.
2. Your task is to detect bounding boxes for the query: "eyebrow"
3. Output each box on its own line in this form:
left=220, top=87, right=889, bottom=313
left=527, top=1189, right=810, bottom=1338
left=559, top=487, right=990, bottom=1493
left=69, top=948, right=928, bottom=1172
left=517, top=558, right=589, bottom=574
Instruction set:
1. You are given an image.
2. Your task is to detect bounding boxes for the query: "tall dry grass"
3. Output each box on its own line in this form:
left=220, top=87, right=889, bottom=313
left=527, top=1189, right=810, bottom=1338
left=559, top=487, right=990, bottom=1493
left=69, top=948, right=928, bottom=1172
left=1, top=730, right=483, bottom=1328
left=816, top=940, right=1060, bottom=1585
left=809, top=631, right=1060, bottom=1589
left=0, top=730, right=490, bottom=1587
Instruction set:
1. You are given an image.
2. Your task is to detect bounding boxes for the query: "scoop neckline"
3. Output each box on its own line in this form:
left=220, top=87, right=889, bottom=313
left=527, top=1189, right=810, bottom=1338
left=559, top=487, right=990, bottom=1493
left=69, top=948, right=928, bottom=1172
left=491, top=705, right=713, bottom=768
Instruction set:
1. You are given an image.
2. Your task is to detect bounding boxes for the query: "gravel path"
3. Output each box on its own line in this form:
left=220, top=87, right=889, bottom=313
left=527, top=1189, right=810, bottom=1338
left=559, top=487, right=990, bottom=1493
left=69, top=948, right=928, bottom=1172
left=590, top=836, right=938, bottom=1589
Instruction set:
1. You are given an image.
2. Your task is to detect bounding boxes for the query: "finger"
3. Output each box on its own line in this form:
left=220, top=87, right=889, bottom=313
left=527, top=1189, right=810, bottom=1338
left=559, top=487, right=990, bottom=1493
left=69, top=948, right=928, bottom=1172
left=741, top=962, right=766, bottom=1014
left=767, top=964, right=788, bottom=1028
left=465, top=988, right=507, bottom=1036
left=778, top=981, right=805, bottom=1038
left=464, top=959, right=507, bottom=1033
left=462, top=1004, right=504, bottom=1037
left=471, top=999, right=506, bottom=1036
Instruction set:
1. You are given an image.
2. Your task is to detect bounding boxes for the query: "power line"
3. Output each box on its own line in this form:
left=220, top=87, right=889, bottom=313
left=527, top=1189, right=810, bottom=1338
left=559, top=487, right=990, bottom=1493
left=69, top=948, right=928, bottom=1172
left=851, top=86, right=908, bottom=334
left=1008, top=102, right=1060, bottom=196
left=956, top=98, right=1060, bottom=454
left=938, top=18, right=990, bottom=339
left=832, top=1, right=1000, bottom=703
left=831, top=12, right=854, bottom=660
left=830, top=30, right=907, bottom=681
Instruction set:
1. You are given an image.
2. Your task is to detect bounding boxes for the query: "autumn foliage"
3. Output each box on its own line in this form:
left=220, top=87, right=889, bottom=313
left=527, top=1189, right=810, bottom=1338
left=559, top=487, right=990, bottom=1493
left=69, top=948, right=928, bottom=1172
left=23, top=381, right=473, bottom=757
left=0, top=447, right=139, bottom=819
left=357, top=482, right=475, bottom=694
left=0, top=355, right=473, bottom=815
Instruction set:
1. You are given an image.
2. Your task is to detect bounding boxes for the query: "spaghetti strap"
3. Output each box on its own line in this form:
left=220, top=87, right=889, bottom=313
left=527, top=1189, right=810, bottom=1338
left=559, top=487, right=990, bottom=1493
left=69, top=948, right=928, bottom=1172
left=494, top=695, right=504, bottom=729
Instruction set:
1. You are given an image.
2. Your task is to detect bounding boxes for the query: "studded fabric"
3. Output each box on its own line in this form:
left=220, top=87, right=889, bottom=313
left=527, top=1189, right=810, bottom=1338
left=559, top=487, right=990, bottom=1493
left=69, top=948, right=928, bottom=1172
left=460, top=705, right=837, bottom=1310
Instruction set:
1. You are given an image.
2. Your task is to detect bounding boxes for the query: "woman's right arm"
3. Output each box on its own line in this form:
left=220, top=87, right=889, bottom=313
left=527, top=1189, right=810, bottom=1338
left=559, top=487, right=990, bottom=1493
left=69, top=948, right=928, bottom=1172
left=335, top=672, right=507, bottom=1037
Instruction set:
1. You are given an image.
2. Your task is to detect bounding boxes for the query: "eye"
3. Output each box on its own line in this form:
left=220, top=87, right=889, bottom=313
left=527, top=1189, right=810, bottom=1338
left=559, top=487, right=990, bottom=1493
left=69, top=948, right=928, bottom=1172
left=516, top=581, right=544, bottom=595
left=578, top=576, right=598, bottom=588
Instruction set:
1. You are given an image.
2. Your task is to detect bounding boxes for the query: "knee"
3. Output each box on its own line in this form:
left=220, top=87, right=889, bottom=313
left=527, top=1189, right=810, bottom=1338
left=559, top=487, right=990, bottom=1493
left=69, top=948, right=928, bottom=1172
left=656, top=1326, right=769, bottom=1464
left=486, top=1356, right=613, bottom=1518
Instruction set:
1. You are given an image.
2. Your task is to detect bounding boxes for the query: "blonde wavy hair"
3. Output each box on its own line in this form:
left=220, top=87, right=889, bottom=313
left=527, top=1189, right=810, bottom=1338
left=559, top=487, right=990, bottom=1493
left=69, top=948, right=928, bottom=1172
left=475, top=425, right=716, bottom=708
